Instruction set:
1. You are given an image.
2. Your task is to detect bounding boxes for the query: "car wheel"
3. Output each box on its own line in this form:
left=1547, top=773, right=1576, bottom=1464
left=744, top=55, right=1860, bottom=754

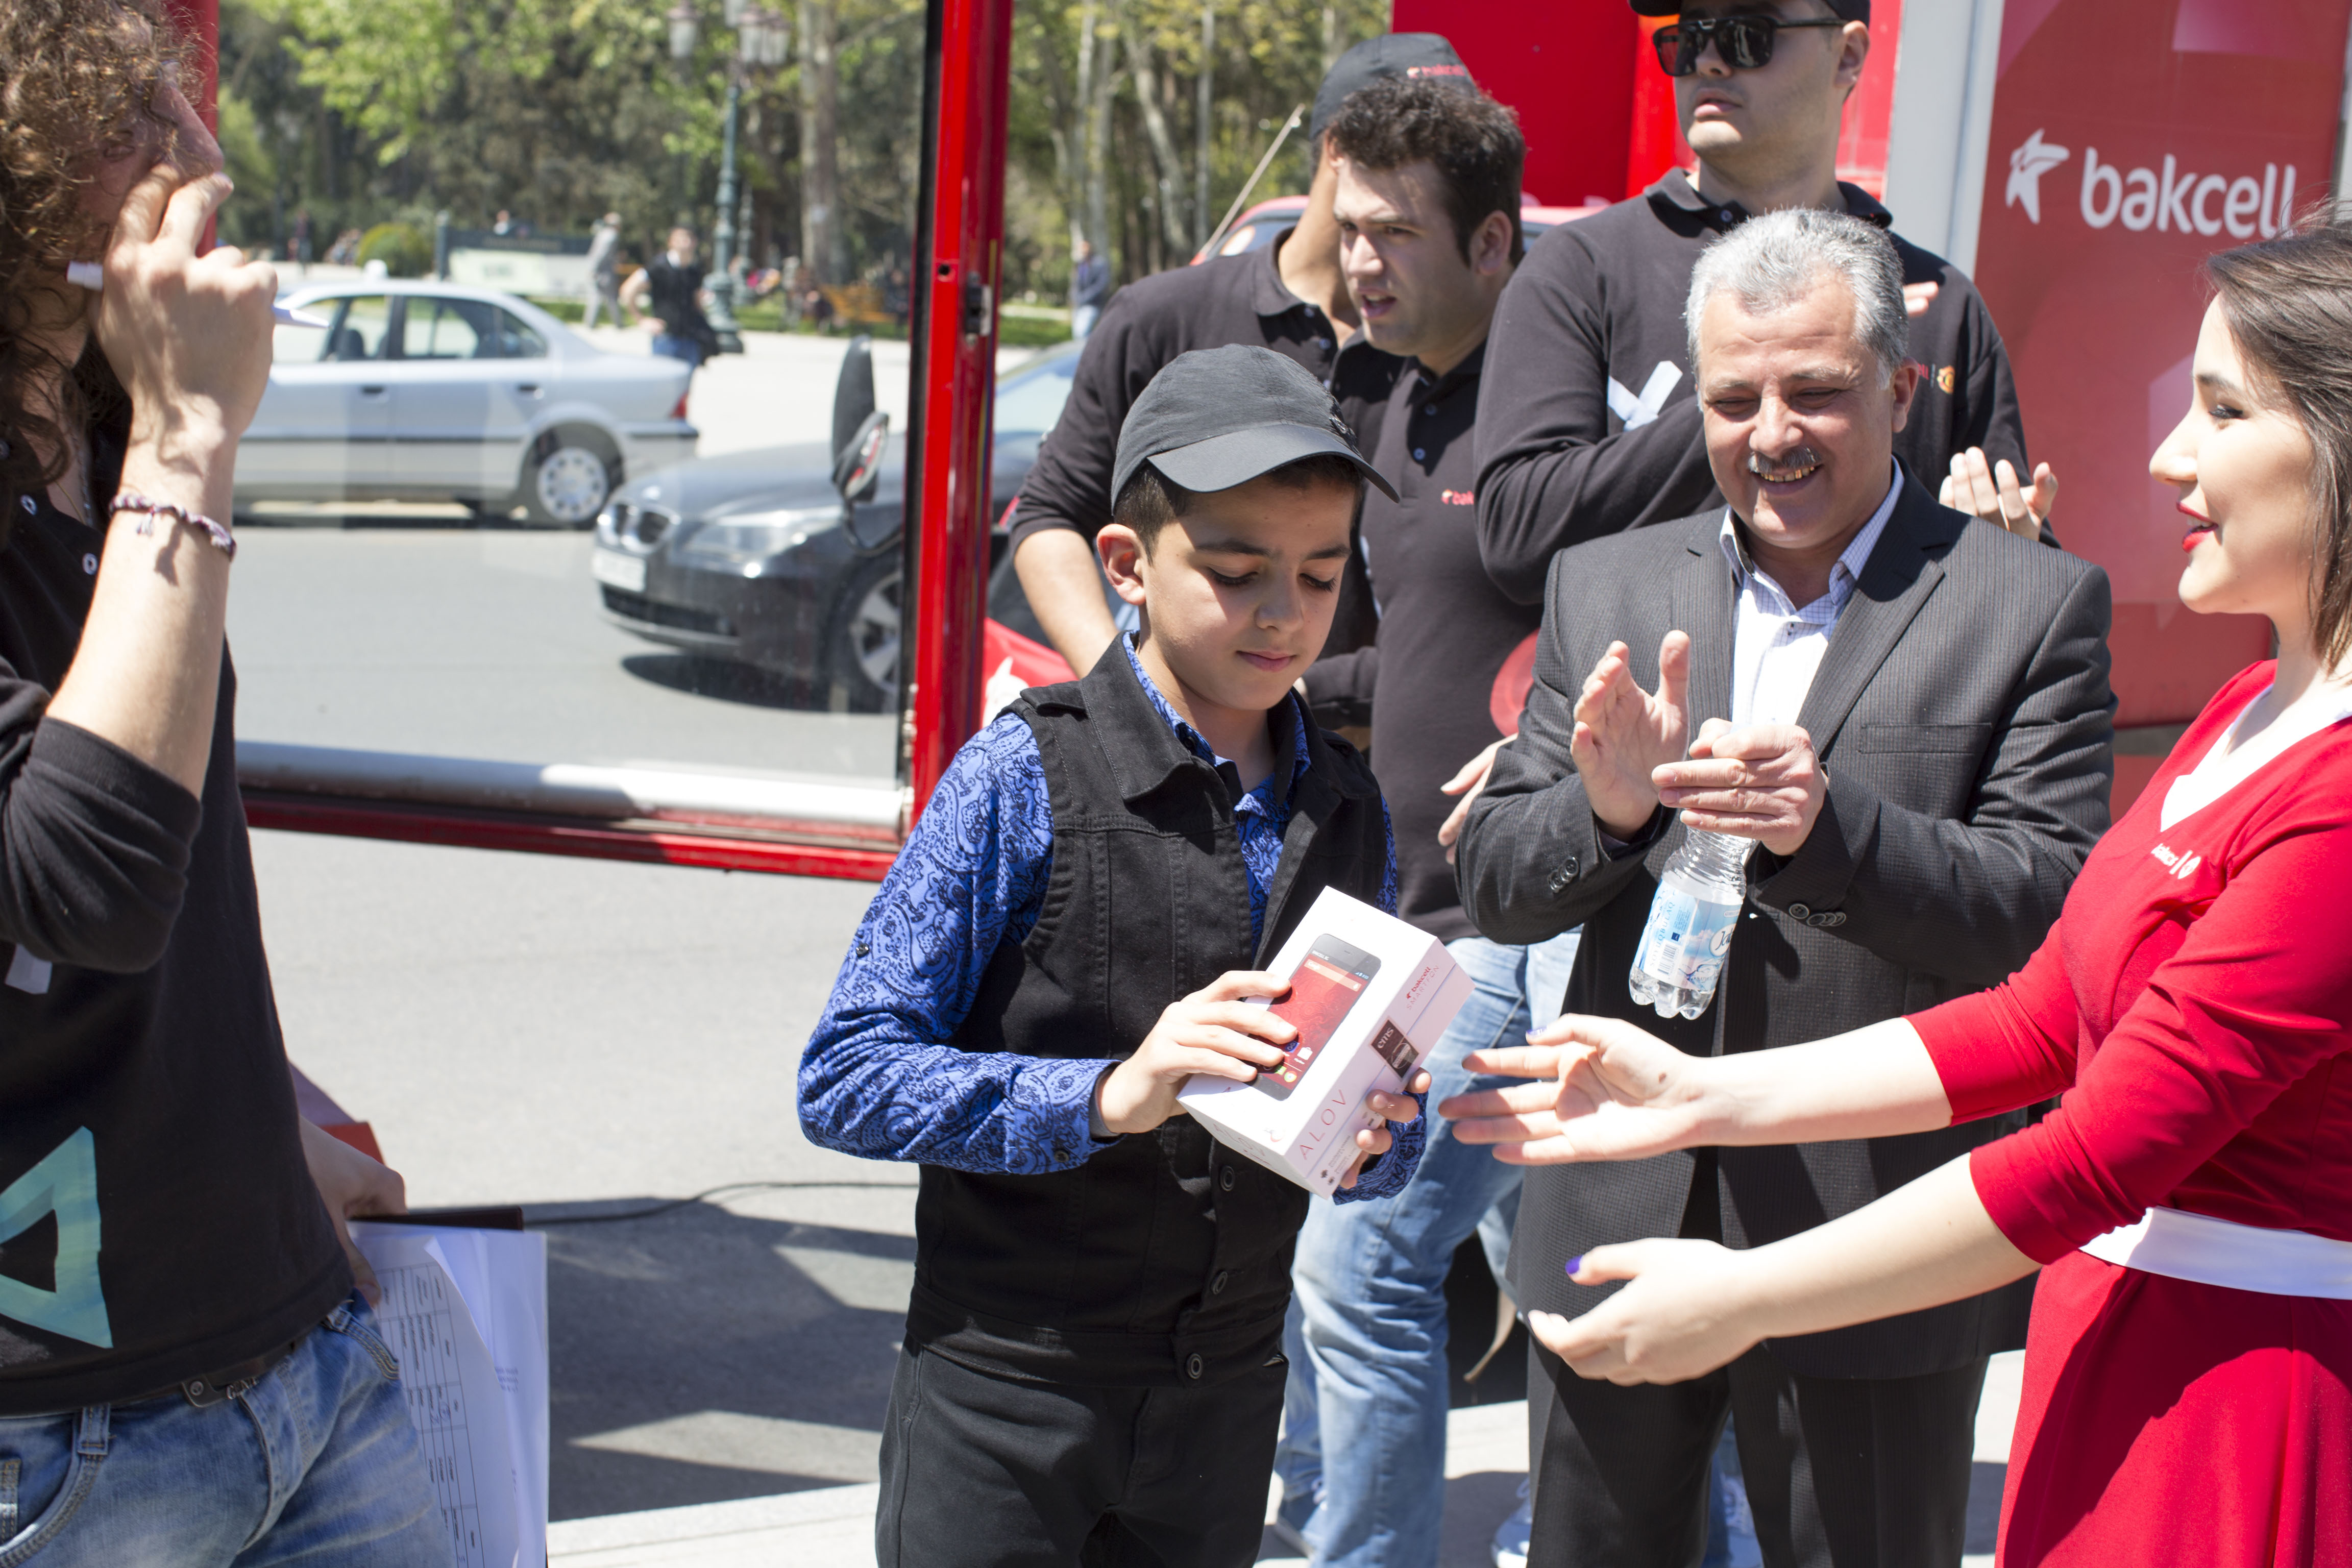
left=826, top=554, right=901, bottom=713
left=523, top=432, right=615, bottom=528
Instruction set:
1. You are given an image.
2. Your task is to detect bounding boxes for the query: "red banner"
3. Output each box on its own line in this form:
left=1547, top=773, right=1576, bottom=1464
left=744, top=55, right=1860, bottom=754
left=1969, top=0, right=2345, bottom=728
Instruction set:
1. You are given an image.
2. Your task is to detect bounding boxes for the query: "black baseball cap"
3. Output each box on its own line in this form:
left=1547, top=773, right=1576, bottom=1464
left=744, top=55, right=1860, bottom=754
left=1309, top=33, right=1475, bottom=146
left=1628, top=1, right=1867, bottom=17
left=1113, top=345, right=1399, bottom=505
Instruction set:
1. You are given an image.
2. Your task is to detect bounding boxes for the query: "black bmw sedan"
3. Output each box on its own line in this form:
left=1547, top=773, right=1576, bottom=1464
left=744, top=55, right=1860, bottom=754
left=592, top=337, right=1079, bottom=711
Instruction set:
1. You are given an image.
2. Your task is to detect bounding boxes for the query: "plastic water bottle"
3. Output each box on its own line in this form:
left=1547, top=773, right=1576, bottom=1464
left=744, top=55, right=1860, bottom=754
left=1628, top=831, right=1752, bottom=1019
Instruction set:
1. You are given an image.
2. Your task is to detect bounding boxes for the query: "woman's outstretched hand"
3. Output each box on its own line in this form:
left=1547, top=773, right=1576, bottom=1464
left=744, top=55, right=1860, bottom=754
left=1437, top=1013, right=1719, bottom=1164
left=1527, top=1241, right=1764, bottom=1385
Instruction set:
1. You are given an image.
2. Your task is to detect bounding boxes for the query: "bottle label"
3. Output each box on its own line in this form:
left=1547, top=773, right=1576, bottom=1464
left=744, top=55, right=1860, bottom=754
left=1634, top=882, right=1740, bottom=991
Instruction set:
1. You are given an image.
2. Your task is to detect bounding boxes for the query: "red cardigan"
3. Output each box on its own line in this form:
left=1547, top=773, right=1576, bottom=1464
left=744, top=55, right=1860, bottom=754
left=1913, top=663, right=2352, bottom=1265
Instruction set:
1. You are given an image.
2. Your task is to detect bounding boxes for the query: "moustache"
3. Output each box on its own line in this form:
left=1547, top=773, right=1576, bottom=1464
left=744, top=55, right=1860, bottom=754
left=1746, top=448, right=1824, bottom=476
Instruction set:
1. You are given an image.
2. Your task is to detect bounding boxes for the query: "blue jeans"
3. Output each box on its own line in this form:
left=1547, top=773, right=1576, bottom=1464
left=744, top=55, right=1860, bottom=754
left=0, top=1296, right=453, bottom=1567
left=1071, top=304, right=1100, bottom=340
left=1277, top=930, right=1580, bottom=1568
left=651, top=332, right=705, bottom=369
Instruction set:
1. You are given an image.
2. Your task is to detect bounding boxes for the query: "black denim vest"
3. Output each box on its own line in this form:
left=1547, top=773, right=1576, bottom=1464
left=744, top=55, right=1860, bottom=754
left=903, top=647, right=1389, bottom=1387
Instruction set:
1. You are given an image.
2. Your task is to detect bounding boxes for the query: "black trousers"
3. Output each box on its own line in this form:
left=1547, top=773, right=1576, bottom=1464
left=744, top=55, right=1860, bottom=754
left=874, top=1344, right=1286, bottom=1568
left=1527, top=1336, right=1986, bottom=1568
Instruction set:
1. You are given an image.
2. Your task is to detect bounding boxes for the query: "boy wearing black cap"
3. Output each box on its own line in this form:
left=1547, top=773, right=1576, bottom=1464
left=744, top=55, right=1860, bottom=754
left=801, top=345, right=1432, bottom=1568
left=1009, top=32, right=1479, bottom=680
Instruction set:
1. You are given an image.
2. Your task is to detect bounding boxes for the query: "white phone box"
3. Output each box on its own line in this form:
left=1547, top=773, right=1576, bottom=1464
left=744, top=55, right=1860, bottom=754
left=1178, top=887, right=1472, bottom=1196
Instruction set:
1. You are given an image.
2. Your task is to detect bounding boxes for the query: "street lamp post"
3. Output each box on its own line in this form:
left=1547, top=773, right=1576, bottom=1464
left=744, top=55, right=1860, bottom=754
left=669, top=0, right=788, bottom=354
left=707, top=70, right=744, bottom=351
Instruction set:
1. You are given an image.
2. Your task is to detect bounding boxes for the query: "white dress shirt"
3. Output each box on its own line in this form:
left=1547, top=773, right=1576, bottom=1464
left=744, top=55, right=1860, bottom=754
left=1720, top=465, right=1903, bottom=727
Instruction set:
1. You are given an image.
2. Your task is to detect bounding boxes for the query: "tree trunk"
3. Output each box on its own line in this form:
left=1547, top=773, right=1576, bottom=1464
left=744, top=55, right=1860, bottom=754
left=1194, top=2, right=1214, bottom=247
left=797, top=0, right=843, bottom=282
left=1082, top=6, right=1115, bottom=267
left=1029, top=7, right=1081, bottom=250
left=1120, top=7, right=1190, bottom=258
left=1321, top=3, right=1342, bottom=76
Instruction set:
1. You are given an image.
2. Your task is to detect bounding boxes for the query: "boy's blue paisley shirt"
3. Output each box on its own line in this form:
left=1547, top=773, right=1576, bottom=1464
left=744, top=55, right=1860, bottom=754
left=800, top=641, right=1415, bottom=1197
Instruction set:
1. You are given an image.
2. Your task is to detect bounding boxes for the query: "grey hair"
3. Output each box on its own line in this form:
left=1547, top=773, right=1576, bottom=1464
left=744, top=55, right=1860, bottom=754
left=1683, top=208, right=1910, bottom=385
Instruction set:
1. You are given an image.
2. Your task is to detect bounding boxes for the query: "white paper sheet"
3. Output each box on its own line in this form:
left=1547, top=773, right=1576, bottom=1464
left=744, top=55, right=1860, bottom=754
left=355, top=1223, right=551, bottom=1568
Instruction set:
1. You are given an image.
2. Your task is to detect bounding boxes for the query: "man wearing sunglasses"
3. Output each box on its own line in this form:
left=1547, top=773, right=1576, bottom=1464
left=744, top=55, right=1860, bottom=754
left=1474, top=0, right=2056, bottom=620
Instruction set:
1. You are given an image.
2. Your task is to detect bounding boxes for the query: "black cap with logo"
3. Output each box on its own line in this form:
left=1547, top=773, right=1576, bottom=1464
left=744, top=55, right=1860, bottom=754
left=1309, top=33, right=1475, bottom=145
left=1627, top=0, right=1866, bottom=16
left=1113, top=345, right=1400, bottom=505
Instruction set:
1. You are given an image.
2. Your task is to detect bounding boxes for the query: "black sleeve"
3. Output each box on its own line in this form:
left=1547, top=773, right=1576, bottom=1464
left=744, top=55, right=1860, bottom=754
left=1472, top=236, right=1720, bottom=606
left=1951, top=281, right=2029, bottom=478
left=1303, top=644, right=1378, bottom=729
left=1008, top=287, right=1173, bottom=554
left=0, top=664, right=200, bottom=972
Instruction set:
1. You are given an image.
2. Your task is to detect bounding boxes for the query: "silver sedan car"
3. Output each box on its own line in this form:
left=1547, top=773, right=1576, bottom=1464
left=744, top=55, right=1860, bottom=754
left=237, top=282, right=697, bottom=526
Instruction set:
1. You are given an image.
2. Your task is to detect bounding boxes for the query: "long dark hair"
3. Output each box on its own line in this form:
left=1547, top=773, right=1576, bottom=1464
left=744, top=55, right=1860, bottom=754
left=0, top=0, right=177, bottom=543
left=2205, top=216, right=2352, bottom=668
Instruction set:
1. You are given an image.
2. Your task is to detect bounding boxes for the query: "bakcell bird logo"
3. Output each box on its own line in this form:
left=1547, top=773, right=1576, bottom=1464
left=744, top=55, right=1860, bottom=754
left=2006, top=129, right=2072, bottom=224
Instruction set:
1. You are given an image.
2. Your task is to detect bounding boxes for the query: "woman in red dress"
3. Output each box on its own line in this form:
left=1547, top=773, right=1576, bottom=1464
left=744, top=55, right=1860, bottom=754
left=1443, top=223, right=2352, bottom=1566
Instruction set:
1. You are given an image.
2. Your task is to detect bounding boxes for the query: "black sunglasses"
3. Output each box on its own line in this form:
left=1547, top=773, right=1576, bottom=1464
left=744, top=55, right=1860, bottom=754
left=1652, top=15, right=1848, bottom=76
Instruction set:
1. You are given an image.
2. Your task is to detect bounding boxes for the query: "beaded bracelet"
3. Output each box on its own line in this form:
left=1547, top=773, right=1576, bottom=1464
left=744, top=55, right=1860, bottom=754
left=112, top=492, right=236, bottom=560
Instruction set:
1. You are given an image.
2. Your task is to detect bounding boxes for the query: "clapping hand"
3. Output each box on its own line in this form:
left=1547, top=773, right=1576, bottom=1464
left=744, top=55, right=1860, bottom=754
left=1653, top=718, right=1826, bottom=857
left=1939, top=446, right=2057, bottom=541
left=1571, top=632, right=1692, bottom=840
left=1439, top=1013, right=1718, bottom=1165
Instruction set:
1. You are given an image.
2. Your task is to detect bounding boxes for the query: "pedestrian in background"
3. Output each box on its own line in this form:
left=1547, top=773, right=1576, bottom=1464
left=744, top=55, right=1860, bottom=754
left=622, top=225, right=718, bottom=369
left=1451, top=207, right=2115, bottom=1568
left=582, top=210, right=624, bottom=330
left=0, top=7, right=447, bottom=1562
left=1069, top=237, right=1109, bottom=340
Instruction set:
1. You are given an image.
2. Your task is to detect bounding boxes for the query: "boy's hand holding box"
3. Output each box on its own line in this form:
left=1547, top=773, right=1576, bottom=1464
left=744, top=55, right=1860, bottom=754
left=1181, top=888, right=1472, bottom=1196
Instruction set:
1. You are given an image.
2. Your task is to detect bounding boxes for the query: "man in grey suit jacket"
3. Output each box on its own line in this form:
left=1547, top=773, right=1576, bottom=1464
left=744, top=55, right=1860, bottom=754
left=1449, top=209, right=2114, bottom=1567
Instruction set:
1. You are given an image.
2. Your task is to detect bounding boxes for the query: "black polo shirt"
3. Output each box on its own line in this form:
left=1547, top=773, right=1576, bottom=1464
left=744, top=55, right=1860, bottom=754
left=1304, top=342, right=1541, bottom=943
left=1009, top=229, right=1402, bottom=557
left=1472, top=170, right=2032, bottom=604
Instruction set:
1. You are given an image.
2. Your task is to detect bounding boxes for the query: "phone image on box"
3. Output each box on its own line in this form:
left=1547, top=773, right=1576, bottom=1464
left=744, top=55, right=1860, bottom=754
left=1254, top=935, right=1382, bottom=1100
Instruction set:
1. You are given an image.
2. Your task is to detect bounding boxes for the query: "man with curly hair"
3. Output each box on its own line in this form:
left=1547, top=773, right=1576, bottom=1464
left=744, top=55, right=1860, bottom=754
left=0, top=5, right=450, bottom=1562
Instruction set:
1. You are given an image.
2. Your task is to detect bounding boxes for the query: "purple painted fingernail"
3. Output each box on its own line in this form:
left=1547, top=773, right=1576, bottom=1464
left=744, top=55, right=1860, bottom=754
left=1564, top=1255, right=1583, bottom=1276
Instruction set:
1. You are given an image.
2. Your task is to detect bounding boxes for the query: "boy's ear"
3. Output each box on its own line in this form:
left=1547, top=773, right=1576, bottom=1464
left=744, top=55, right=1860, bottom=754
left=1098, top=523, right=1150, bottom=608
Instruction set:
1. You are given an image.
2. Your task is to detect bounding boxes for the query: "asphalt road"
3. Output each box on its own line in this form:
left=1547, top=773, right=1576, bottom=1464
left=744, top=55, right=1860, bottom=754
left=255, top=826, right=902, bottom=1522
left=223, top=328, right=956, bottom=777
left=226, top=525, right=898, bottom=777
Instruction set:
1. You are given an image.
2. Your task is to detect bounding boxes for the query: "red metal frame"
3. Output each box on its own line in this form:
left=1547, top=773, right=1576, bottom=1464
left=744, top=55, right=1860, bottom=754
left=243, top=794, right=895, bottom=880
left=902, top=0, right=1015, bottom=822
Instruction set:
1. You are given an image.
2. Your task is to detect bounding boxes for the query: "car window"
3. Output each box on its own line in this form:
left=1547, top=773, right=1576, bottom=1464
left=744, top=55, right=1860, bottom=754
left=401, top=296, right=493, bottom=359
left=495, top=309, right=549, bottom=359
left=324, top=295, right=394, bottom=361
left=273, top=319, right=330, bottom=363
left=993, top=351, right=1077, bottom=435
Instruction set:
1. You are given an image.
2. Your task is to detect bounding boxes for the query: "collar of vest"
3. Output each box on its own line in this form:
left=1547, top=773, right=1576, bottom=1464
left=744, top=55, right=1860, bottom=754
left=1039, top=640, right=1380, bottom=810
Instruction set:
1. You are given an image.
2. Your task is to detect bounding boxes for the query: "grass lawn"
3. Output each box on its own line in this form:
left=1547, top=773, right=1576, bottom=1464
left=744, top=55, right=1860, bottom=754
left=528, top=296, right=1070, bottom=347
